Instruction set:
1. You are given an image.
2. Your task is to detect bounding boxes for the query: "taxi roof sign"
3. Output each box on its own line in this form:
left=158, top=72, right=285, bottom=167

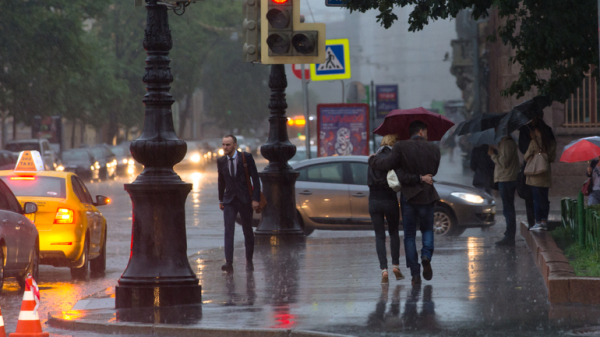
left=15, top=151, right=45, bottom=173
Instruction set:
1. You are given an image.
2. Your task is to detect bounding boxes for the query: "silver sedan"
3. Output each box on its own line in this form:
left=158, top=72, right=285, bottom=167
left=247, top=156, right=496, bottom=236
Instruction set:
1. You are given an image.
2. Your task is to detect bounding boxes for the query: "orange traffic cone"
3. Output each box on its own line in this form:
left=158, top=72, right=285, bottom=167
left=9, top=285, right=48, bottom=337
left=0, top=306, right=6, bottom=337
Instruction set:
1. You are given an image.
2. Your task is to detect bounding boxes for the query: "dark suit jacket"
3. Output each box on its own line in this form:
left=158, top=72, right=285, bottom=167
left=368, top=137, right=441, bottom=204
left=470, top=145, right=495, bottom=189
left=218, top=151, right=261, bottom=205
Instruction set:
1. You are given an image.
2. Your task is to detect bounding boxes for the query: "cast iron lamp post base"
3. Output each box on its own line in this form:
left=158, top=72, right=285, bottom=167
left=115, top=0, right=201, bottom=308
left=254, top=64, right=306, bottom=246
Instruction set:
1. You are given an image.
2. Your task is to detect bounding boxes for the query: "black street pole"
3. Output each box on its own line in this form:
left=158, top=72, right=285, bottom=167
left=115, top=0, right=201, bottom=308
left=254, top=64, right=305, bottom=245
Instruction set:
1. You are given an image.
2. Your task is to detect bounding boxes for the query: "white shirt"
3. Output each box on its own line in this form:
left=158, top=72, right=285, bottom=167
left=227, top=151, right=238, bottom=176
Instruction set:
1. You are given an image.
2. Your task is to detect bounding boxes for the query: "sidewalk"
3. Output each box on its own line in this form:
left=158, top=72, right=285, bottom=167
left=49, top=233, right=600, bottom=336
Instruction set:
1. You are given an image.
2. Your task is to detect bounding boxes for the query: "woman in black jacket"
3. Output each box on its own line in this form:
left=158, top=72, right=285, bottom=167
left=368, top=134, right=422, bottom=283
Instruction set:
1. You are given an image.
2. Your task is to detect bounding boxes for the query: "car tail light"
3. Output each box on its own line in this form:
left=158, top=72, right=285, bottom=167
left=10, top=176, right=35, bottom=180
left=54, top=208, right=74, bottom=224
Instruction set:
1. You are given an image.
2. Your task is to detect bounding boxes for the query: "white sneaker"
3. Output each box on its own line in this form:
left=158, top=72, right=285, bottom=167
left=530, top=223, right=547, bottom=231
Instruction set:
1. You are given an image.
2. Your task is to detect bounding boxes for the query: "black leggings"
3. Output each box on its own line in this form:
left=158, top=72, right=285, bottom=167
left=369, top=197, right=400, bottom=270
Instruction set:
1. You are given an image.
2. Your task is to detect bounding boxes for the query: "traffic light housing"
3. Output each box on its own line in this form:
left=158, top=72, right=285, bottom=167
left=260, top=0, right=326, bottom=64
left=243, top=0, right=261, bottom=62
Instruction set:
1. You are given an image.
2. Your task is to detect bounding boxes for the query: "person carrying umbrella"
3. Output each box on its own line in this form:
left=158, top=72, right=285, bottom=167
left=587, top=157, right=600, bottom=205
left=525, top=119, right=557, bottom=231
left=369, top=120, right=442, bottom=286
left=488, top=129, right=520, bottom=246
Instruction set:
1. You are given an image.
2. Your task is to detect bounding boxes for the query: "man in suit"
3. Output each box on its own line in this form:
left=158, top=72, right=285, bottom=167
left=369, top=121, right=440, bottom=286
left=218, top=135, right=261, bottom=273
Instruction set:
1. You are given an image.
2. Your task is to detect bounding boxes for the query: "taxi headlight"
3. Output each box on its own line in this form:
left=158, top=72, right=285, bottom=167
left=451, top=192, right=485, bottom=204
left=56, top=165, right=65, bottom=171
left=191, top=153, right=201, bottom=163
left=218, top=149, right=224, bottom=156
left=122, top=159, right=129, bottom=164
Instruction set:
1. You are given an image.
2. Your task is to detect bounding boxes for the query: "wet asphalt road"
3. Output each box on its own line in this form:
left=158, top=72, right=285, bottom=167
left=0, top=153, right=524, bottom=336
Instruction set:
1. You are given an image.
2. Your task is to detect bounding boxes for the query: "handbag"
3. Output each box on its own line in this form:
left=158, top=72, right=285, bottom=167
left=583, top=177, right=593, bottom=196
left=241, top=153, right=267, bottom=213
left=387, top=170, right=402, bottom=192
left=524, top=138, right=549, bottom=176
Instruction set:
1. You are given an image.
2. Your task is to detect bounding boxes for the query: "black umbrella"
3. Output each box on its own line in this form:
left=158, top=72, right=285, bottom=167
left=495, top=95, right=551, bottom=141
left=454, top=113, right=506, bottom=136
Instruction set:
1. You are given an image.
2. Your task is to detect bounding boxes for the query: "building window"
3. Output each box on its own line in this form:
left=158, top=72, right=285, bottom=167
left=565, top=72, right=600, bottom=126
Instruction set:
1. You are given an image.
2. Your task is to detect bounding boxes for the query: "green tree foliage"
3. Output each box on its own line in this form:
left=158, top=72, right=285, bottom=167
left=343, top=0, right=599, bottom=103
left=0, top=0, right=110, bottom=131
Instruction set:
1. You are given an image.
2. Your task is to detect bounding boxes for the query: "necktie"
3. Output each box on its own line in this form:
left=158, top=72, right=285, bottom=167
left=229, top=157, right=235, bottom=176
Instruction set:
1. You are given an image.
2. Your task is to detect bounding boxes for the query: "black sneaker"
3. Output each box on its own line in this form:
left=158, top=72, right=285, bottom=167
left=421, top=256, right=433, bottom=281
left=495, top=237, right=515, bottom=247
left=411, top=275, right=422, bottom=286
left=221, top=262, right=234, bottom=273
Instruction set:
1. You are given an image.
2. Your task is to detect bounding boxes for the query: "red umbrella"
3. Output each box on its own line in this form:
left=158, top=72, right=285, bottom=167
left=560, top=136, right=600, bottom=163
left=374, top=107, right=455, bottom=141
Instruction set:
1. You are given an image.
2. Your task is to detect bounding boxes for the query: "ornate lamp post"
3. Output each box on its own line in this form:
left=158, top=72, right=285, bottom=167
left=115, top=0, right=201, bottom=308
left=254, top=65, right=306, bottom=245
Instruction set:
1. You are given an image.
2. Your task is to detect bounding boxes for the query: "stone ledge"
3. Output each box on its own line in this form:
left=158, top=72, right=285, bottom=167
left=520, top=222, right=600, bottom=304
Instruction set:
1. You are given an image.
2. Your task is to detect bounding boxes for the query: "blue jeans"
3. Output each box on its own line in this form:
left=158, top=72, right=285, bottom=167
left=400, top=194, right=434, bottom=277
left=531, top=186, right=550, bottom=223
left=498, top=181, right=517, bottom=239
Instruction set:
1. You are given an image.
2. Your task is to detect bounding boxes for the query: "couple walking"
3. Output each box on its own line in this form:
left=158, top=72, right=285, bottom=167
left=368, top=121, right=441, bottom=286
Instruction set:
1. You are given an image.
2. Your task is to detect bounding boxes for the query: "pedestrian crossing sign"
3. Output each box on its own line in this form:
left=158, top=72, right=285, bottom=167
left=310, top=39, right=351, bottom=81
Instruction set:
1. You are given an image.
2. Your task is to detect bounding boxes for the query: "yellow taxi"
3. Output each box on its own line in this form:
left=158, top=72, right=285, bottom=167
left=0, top=150, right=110, bottom=279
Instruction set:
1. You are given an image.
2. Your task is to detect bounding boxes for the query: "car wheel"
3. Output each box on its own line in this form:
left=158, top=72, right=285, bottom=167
left=433, top=206, right=460, bottom=236
left=297, top=212, right=314, bottom=236
left=71, top=237, right=89, bottom=279
left=90, top=227, right=107, bottom=274
left=17, top=240, right=39, bottom=289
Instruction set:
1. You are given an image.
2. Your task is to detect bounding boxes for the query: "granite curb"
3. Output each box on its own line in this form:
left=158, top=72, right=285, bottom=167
left=519, top=222, right=600, bottom=304
left=47, top=311, right=356, bottom=337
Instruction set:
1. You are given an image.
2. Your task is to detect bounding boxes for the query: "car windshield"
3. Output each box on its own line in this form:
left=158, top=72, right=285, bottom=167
left=89, top=148, right=104, bottom=159
left=62, top=151, right=90, bottom=162
left=1, top=176, right=66, bottom=198
left=110, top=147, right=126, bottom=156
left=5, top=143, right=40, bottom=152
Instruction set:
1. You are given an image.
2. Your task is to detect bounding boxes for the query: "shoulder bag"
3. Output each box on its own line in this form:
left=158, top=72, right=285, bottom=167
left=582, top=178, right=593, bottom=196
left=524, top=138, right=549, bottom=176
left=387, top=170, right=402, bottom=192
left=241, top=153, right=267, bottom=213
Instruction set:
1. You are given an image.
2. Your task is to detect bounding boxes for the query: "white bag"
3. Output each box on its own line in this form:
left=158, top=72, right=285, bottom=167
left=387, top=170, right=402, bottom=192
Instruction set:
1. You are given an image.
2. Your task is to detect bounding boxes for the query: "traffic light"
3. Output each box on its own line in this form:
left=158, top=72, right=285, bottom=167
left=260, top=0, right=326, bottom=64
left=243, top=0, right=261, bottom=62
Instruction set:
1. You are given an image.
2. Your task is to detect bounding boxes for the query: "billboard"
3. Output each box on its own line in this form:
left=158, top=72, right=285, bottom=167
left=376, top=85, right=398, bottom=118
left=316, top=104, right=369, bottom=157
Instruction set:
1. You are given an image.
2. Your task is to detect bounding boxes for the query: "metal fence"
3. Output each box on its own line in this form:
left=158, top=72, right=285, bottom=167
left=561, top=196, right=600, bottom=251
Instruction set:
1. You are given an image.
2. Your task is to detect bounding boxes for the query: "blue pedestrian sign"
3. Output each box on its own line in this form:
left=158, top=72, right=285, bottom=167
left=325, top=0, right=347, bottom=7
left=310, top=39, right=351, bottom=81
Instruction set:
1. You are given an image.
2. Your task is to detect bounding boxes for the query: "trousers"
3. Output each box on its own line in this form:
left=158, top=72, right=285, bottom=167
left=223, top=196, right=254, bottom=262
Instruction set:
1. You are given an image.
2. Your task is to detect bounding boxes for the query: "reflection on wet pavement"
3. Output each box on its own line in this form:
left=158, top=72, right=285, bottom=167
left=49, top=234, right=600, bottom=337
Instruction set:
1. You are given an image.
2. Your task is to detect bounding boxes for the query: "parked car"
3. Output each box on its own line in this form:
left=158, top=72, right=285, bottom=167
left=242, top=156, right=495, bottom=236
left=61, top=149, right=100, bottom=181
left=110, top=145, right=138, bottom=176
left=84, top=145, right=117, bottom=180
left=0, top=178, right=39, bottom=291
left=0, top=150, right=17, bottom=170
left=5, top=139, right=60, bottom=170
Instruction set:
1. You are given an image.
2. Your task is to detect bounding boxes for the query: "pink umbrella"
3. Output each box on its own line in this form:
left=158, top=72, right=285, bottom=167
left=374, top=107, right=455, bottom=141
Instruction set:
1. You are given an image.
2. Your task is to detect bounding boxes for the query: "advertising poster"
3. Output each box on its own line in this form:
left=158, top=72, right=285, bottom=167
left=317, top=104, right=369, bottom=157
left=376, top=84, right=398, bottom=118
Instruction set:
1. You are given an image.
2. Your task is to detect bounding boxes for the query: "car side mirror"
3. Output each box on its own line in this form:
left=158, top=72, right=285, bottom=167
left=94, top=195, right=111, bottom=207
left=22, top=202, right=38, bottom=215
